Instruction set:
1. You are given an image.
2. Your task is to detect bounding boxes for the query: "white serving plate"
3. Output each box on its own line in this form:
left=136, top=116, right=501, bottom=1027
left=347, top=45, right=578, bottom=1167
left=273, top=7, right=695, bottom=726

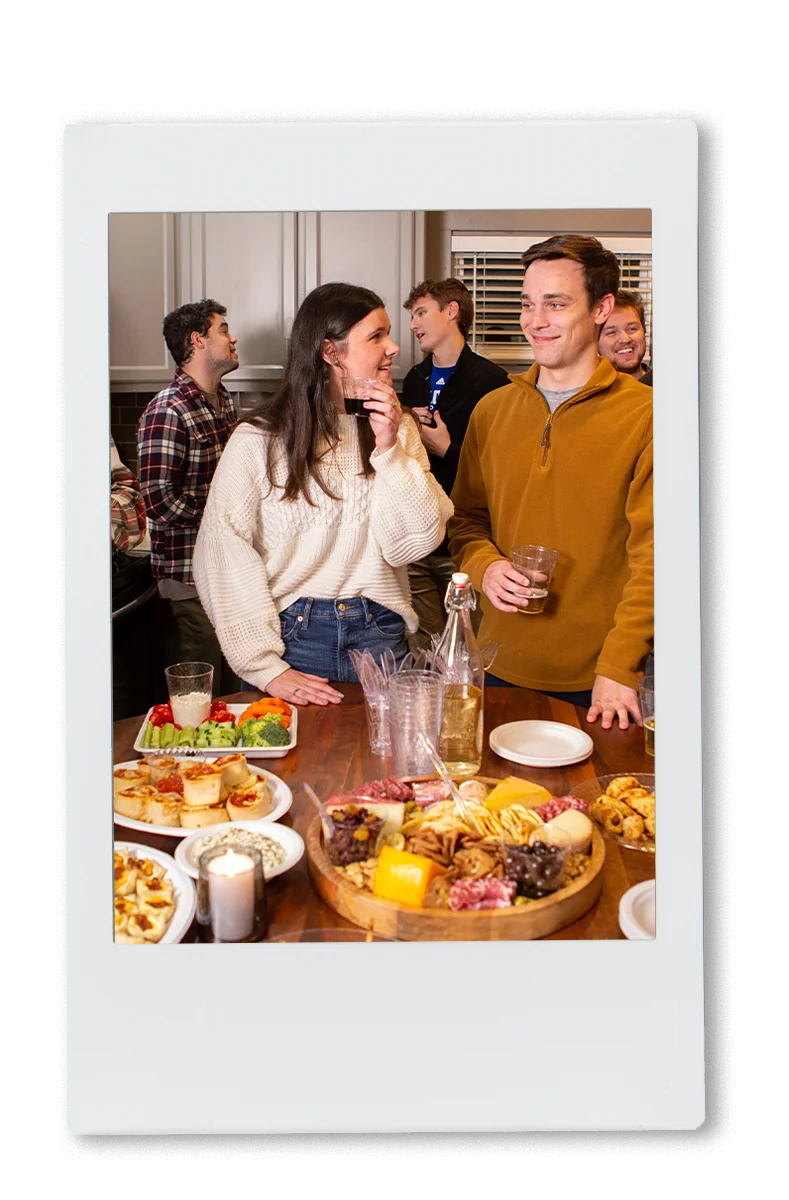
left=175, top=820, right=304, bottom=882
left=114, top=841, right=196, bottom=944
left=133, top=703, right=297, bottom=759
left=113, top=760, right=293, bottom=838
left=489, top=719, right=594, bottom=768
left=618, top=879, right=656, bottom=939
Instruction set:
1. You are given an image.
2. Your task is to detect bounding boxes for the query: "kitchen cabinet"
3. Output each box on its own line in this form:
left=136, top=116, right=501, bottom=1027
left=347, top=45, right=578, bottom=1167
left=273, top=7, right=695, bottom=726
left=109, top=214, right=177, bottom=387
left=109, top=211, right=425, bottom=389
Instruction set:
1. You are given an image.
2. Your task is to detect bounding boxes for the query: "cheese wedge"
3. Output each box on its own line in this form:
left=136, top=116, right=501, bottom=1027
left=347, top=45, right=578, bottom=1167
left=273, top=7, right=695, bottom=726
left=529, top=809, right=593, bottom=853
left=484, top=776, right=554, bottom=811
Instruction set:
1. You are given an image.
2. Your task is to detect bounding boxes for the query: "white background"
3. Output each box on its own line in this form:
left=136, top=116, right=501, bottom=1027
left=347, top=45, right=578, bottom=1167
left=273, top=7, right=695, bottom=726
left=3, top=0, right=781, bottom=1180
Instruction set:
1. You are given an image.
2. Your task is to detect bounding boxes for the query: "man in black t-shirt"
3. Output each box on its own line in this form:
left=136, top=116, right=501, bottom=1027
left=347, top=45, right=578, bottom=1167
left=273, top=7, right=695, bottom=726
left=401, top=278, right=510, bottom=649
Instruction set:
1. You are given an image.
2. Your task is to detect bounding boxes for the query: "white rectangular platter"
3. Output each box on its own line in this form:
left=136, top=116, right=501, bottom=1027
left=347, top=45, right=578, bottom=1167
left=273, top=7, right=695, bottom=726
left=132, top=703, right=297, bottom=759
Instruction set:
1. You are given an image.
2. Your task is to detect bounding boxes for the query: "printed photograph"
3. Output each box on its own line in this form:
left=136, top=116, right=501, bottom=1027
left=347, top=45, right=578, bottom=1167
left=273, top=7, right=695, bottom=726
left=109, top=207, right=655, bottom=945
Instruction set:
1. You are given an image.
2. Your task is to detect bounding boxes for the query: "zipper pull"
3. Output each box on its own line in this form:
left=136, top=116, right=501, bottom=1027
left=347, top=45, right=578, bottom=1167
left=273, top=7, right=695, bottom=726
left=540, top=417, right=552, bottom=449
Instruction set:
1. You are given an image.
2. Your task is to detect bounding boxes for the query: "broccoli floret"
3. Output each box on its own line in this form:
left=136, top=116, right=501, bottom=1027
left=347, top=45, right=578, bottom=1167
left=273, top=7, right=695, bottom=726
left=240, top=717, right=290, bottom=747
left=260, top=711, right=285, bottom=725
left=258, top=722, right=290, bottom=747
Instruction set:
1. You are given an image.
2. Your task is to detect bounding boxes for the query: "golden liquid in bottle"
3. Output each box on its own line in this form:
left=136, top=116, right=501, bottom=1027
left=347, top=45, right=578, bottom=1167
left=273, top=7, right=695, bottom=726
left=439, top=683, right=483, bottom=776
left=644, top=719, right=655, bottom=757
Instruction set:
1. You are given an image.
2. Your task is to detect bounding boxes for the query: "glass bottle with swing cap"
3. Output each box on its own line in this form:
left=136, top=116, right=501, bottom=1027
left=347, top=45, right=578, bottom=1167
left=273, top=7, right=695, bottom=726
left=431, top=572, right=485, bottom=776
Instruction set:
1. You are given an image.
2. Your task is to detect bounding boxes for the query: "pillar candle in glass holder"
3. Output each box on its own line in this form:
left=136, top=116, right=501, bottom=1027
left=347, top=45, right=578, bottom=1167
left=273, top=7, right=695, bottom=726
left=207, top=849, right=255, bottom=941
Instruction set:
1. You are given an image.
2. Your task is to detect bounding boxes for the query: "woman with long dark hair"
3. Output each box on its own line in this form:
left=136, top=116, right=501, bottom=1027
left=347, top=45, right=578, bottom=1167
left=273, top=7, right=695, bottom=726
left=194, top=283, right=454, bottom=706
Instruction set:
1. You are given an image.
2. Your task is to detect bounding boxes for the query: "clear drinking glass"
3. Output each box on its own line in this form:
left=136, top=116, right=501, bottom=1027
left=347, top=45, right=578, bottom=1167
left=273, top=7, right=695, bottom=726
left=164, top=661, right=214, bottom=726
left=342, top=376, right=380, bottom=418
left=639, top=674, right=655, bottom=758
left=511, top=544, right=560, bottom=614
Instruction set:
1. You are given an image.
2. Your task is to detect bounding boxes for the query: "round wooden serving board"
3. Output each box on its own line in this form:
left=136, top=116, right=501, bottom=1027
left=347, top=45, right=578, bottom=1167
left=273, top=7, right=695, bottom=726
left=306, top=816, right=606, bottom=941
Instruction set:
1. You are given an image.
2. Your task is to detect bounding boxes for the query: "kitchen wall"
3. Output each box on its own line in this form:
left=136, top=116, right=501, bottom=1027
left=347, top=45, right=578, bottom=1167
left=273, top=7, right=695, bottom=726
left=425, top=209, right=652, bottom=278
left=110, top=207, right=651, bottom=471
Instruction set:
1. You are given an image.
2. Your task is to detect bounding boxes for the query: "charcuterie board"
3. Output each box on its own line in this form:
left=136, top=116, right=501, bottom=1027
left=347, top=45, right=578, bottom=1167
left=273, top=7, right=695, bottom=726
left=306, top=815, right=605, bottom=941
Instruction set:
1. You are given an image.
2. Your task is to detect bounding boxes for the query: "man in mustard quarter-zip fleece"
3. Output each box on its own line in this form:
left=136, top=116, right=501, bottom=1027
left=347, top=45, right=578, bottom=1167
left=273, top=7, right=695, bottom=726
left=447, top=235, right=653, bottom=730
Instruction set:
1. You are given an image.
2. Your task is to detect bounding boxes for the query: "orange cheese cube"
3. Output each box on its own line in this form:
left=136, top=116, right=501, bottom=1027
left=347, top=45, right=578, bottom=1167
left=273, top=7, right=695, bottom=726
left=372, top=846, right=446, bottom=908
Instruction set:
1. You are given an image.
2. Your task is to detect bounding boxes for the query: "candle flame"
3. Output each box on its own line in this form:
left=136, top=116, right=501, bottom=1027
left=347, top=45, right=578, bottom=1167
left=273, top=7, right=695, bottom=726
left=208, top=848, right=254, bottom=878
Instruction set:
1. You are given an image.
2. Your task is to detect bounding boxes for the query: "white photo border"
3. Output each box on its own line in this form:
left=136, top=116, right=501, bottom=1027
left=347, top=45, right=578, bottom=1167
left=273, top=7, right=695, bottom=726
left=66, top=119, right=702, bottom=1133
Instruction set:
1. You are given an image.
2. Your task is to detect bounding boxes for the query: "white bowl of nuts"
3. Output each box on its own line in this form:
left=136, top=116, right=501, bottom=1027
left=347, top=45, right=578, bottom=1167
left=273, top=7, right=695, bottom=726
left=175, top=820, right=304, bottom=881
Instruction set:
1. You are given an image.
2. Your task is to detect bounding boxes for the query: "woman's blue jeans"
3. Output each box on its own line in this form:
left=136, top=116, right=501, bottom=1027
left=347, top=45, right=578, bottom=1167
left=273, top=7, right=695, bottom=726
left=279, top=597, right=409, bottom=683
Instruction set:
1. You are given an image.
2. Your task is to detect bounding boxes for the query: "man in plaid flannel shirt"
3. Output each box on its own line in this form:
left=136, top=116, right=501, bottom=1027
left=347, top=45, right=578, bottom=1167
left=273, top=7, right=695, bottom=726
left=138, top=299, right=239, bottom=688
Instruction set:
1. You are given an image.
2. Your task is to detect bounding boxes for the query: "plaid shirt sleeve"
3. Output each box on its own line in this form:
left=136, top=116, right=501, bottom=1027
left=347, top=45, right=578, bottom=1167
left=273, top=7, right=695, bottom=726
left=138, top=403, right=207, bottom=527
left=110, top=439, right=147, bottom=551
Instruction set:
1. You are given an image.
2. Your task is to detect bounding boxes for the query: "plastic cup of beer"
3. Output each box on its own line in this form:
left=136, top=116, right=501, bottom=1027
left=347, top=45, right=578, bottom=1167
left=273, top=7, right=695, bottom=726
left=639, top=674, right=655, bottom=758
left=342, top=376, right=380, bottom=418
left=511, top=544, right=560, bottom=614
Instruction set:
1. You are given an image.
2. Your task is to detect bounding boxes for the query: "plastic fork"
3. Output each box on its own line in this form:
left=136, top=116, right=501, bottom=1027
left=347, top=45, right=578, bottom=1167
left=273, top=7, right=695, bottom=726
left=480, top=640, right=501, bottom=671
left=417, top=733, right=484, bottom=837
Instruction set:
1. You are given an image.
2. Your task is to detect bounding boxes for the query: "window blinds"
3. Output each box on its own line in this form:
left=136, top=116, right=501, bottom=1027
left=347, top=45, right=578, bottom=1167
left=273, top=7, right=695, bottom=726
left=451, top=235, right=652, bottom=365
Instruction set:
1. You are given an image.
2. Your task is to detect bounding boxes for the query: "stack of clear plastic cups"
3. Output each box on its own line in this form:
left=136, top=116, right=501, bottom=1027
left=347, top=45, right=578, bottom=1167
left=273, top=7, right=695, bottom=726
left=387, top=671, right=446, bottom=777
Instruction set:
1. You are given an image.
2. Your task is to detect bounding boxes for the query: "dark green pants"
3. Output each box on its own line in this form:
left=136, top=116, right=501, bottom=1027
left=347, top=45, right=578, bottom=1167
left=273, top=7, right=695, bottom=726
left=159, top=596, right=242, bottom=695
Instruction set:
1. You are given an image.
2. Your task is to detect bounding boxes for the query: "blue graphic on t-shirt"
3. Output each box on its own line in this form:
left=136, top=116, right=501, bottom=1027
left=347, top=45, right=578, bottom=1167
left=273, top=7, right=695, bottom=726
left=428, top=362, right=456, bottom=414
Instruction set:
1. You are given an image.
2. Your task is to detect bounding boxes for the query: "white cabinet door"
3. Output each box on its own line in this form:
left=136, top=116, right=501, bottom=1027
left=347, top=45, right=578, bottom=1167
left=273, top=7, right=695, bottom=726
left=301, top=211, right=424, bottom=381
left=109, top=214, right=177, bottom=385
left=181, top=212, right=297, bottom=384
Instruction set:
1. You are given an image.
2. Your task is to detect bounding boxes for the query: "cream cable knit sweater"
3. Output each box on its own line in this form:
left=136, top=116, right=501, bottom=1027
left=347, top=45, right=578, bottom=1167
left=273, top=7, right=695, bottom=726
left=193, top=414, right=454, bottom=690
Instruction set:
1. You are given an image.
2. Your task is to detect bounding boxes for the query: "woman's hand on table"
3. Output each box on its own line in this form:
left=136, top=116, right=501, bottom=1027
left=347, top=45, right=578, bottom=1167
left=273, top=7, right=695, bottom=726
left=364, top=380, right=402, bottom=454
left=587, top=675, right=641, bottom=730
left=267, top=668, right=344, bottom=707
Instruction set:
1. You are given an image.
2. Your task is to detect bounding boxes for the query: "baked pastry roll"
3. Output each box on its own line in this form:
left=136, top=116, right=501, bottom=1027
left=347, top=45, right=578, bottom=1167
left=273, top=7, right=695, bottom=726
left=219, top=754, right=250, bottom=791
left=590, top=797, right=633, bottom=836
left=179, top=801, right=229, bottom=829
left=622, top=791, right=655, bottom=822
left=114, top=764, right=151, bottom=798
left=181, top=762, right=224, bottom=808
left=644, top=815, right=655, bottom=838
left=141, top=754, right=177, bottom=786
left=145, top=792, right=183, bottom=827
left=226, top=781, right=273, bottom=822
left=622, top=813, right=646, bottom=841
left=605, top=776, right=641, bottom=800
left=114, top=784, right=159, bottom=822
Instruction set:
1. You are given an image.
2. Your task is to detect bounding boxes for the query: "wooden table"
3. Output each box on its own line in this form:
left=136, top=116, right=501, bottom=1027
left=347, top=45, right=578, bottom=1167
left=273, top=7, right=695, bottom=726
left=113, top=685, right=655, bottom=940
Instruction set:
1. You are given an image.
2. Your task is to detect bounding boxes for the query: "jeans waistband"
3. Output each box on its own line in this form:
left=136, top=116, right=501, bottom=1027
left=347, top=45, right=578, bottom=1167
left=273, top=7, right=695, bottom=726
left=283, top=597, right=379, bottom=629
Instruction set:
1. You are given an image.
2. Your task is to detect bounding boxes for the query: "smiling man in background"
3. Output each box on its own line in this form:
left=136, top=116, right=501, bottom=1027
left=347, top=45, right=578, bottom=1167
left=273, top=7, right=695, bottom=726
left=598, top=288, right=652, bottom=386
left=137, top=299, right=239, bottom=690
left=401, top=278, right=509, bottom=648
left=448, top=236, right=653, bottom=729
